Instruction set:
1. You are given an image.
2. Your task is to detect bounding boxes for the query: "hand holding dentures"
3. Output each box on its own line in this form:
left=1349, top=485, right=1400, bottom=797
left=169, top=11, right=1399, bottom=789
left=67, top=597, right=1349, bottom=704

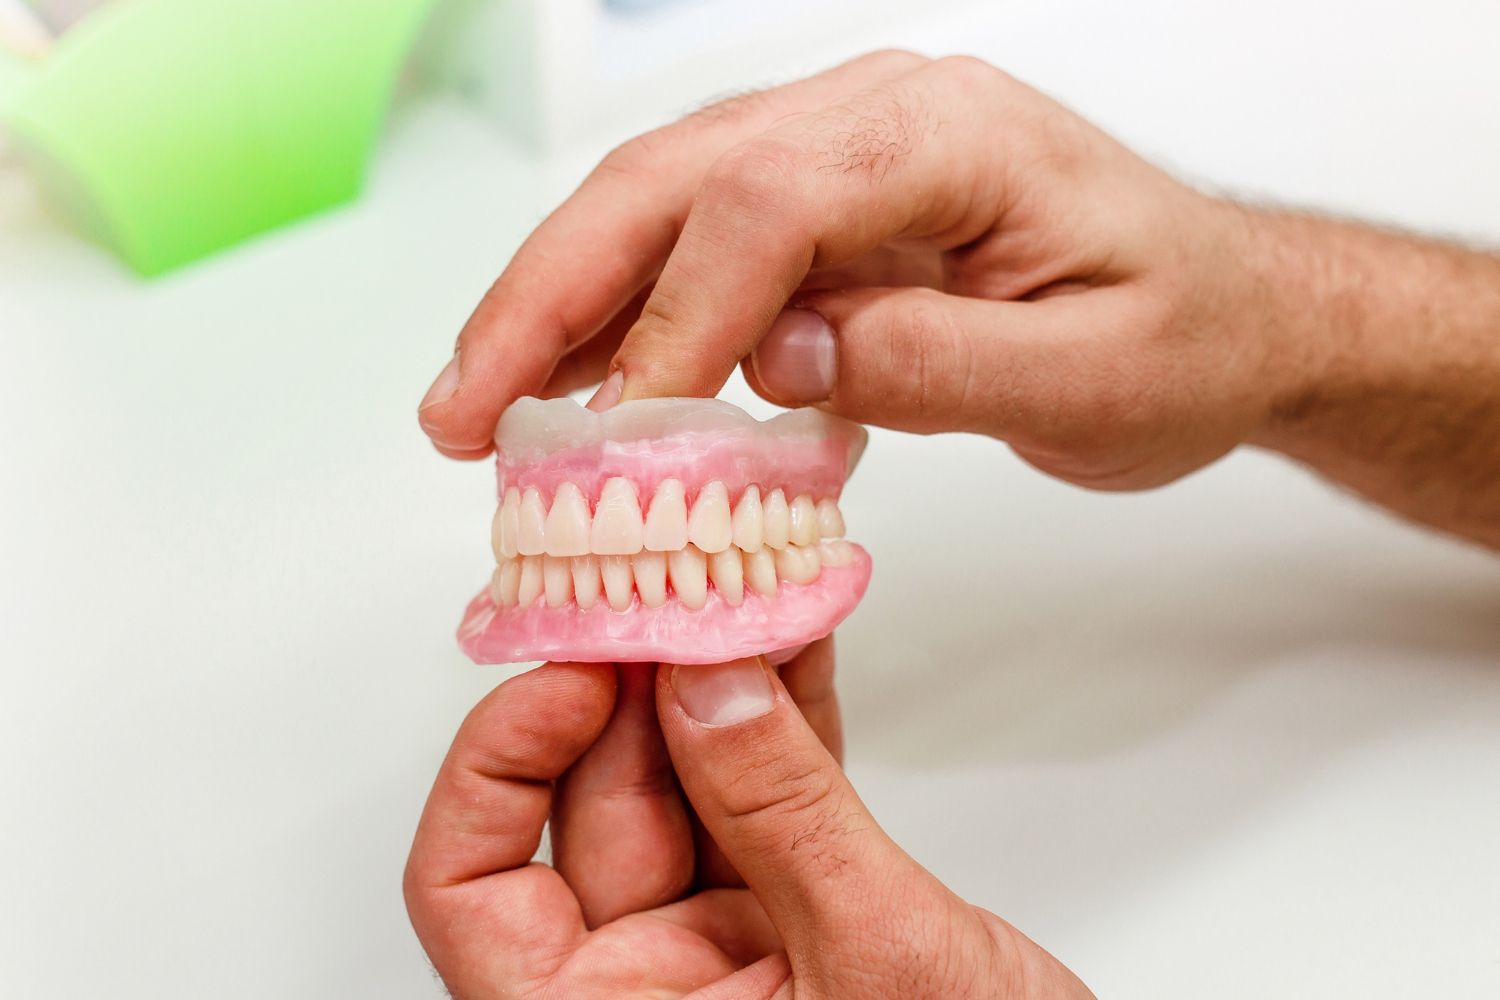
left=404, top=648, right=1093, bottom=1000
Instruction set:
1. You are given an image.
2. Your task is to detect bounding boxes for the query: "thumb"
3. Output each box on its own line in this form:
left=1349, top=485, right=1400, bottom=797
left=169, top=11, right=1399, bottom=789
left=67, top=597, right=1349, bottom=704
left=655, top=657, right=939, bottom=968
left=745, top=286, right=1095, bottom=439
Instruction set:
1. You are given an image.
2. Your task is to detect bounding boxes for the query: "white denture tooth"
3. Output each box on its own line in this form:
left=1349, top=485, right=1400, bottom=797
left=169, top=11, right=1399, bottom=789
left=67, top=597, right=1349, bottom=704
left=494, top=487, right=521, bottom=560
left=517, top=488, right=548, bottom=556
left=491, top=559, right=522, bottom=607
left=643, top=478, right=688, bottom=552
left=517, top=555, right=545, bottom=606
left=668, top=544, right=708, bottom=611
left=571, top=555, right=602, bottom=611
left=544, top=482, right=592, bottom=556
left=687, top=481, right=733, bottom=553
left=591, top=477, right=644, bottom=555
left=633, top=550, right=668, bottom=608
left=789, top=494, right=819, bottom=546
left=601, top=555, right=634, bottom=612
left=816, top=499, right=845, bottom=539
left=819, top=540, right=855, bottom=567
left=708, top=547, right=744, bottom=606
left=775, top=543, right=822, bottom=585
left=731, top=485, right=764, bottom=552
left=543, top=556, right=574, bottom=608
left=762, top=488, right=791, bottom=550
left=744, top=547, right=778, bottom=598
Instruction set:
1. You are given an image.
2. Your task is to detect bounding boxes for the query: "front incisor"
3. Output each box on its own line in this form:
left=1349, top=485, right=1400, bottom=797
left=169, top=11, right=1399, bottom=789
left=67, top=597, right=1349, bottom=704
left=592, top=477, right=644, bottom=555
left=544, top=482, right=591, bottom=557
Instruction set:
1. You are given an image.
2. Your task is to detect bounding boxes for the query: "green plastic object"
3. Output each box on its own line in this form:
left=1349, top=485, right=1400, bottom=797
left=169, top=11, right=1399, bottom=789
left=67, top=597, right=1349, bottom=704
left=2, top=0, right=435, bottom=276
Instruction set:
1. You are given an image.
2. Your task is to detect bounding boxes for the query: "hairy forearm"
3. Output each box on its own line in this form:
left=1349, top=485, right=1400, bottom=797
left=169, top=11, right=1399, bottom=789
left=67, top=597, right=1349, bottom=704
left=1238, top=208, right=1500, bottom=548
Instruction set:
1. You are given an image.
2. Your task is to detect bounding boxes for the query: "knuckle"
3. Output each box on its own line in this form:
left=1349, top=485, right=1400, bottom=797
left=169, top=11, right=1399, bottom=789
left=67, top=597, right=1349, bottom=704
left=890, top=292, right=974, bottom=422
left=851, top=47, right=930, bottom=74
left=701, top=136, right=807, bottom=215
left=931, top=53, right=1006, bottom=88
left=594, top=130, right=668, bottom=182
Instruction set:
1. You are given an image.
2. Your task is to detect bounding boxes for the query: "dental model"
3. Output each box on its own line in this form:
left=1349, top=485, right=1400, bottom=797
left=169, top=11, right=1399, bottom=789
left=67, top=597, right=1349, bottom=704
left=458, top=397, right=873, bottom=664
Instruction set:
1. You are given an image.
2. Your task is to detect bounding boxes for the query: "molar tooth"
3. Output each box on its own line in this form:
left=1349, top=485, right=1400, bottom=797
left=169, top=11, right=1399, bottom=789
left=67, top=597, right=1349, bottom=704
left=543, top=556, right=575, bottom=608
left=517, top=488, right=548, bottom=556
left=667, top=544, right=708, bottom=611
left=731, top=485, right=764, bottom=552
left=601, top=555, right=634, bottom=611
left=632, top=550, right=668, bottom=608
left=762, top=488, right=790, bottom=550
left=708, top=547, right=744, bottom=606
left=494, top=488, right=521, bottom=560
left=687, top=481, right=733, bottom=553
left=571, top=555, right=602, bottom=611
left=544, top=482, right=592, bottom=556
left=744, top=547, right=778, bottom=598
left=643, top=478, right=688, bottom=552
left=816, top=499, right=845, bottom=539
left=491, top=559, right=521, bottom=607
left=789, top=494, right=819, bottom=546
left=517, top=555, right=545, bottom=606
left=819, top=540, right=854, bottom=567
left=774, top=543, right=822, bottom=586
left=591, top=477, right=644, bottom=555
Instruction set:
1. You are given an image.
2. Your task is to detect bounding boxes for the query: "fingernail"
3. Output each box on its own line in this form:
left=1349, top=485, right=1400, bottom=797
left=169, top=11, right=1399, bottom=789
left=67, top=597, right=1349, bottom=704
left=420, top=353, right=461, bottom=411
left=586, top=370, right=625, bottom=413
left=672, top=657, right=774, bottom=727
left=752, top=309, right=836, bottom=404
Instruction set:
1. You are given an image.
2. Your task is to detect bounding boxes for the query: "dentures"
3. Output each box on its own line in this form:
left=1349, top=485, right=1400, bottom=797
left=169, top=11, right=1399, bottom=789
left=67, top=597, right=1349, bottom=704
left=458, top=398, right=873, bottom=664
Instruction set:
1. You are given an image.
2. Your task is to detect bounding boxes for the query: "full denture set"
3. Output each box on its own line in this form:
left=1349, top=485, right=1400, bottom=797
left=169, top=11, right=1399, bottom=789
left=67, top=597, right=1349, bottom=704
left=458, top=398, right=873, bottom=664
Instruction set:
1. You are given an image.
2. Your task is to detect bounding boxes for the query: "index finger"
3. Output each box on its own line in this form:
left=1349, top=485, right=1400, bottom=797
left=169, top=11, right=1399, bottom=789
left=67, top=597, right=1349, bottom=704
left=403, top=662, right=615, bottom=993
left=417, top=50, right=930, bottom=457
left=611, top=56, right=1015, bottom=401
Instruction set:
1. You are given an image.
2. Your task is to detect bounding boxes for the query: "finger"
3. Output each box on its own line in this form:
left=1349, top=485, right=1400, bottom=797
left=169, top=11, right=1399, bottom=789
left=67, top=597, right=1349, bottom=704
left=685, top=953, right=793, bottom=1000
left=418, top=49, right=930, bottom=455
left=612, top=56, right=1016, bottom=401
left=741, top=284, right=1140, bottom=453
left=692, top=639, right=843, bottom=889
left=551, top=664, right=694, bottom=927
left=404, top=663, right=615, bottom=996
left=657, top=657, right=943, bottom=964
left=536, top=286, right=652, bottom=400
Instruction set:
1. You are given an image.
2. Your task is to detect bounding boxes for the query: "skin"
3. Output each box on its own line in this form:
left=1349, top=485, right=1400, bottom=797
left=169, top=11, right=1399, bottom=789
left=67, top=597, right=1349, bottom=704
left=411, top=51, right=1500, bottom=996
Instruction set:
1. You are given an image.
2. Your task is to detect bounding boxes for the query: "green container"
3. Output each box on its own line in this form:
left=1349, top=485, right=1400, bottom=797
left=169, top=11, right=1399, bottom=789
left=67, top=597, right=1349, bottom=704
left=2, top=0, right=436, bottom=276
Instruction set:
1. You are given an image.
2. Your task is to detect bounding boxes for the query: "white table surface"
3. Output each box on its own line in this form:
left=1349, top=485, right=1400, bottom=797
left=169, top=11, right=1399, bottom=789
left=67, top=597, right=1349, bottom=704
left=3, top=3, right=1499, bottom=997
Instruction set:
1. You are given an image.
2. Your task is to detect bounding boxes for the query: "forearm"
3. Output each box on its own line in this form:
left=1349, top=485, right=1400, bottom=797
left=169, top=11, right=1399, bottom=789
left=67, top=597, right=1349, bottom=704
left=1242, top=209, right=1500, bottom=549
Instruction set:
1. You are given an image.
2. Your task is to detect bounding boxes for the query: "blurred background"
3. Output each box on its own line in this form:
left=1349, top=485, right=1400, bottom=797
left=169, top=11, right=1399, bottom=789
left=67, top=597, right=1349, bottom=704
left=3, top=1, right=1499, bottom=997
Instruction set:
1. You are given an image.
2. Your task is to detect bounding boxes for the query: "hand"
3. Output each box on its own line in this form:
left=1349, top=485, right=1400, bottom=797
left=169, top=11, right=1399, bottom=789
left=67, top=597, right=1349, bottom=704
left=404, top=644, right=1094, bottom=999
left=417, top=50, right=1273, bottom=491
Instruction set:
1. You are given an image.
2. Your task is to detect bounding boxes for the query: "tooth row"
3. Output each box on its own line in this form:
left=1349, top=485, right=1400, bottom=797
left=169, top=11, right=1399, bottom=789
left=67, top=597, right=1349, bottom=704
left=492, top=481, right=846, bottom=561
left=491, top=540, right=856, bottom=611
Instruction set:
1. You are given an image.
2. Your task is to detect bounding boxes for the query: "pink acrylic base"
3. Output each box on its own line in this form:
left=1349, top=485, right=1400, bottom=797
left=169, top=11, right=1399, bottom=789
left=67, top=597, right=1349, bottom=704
left=458, top=546, right=872, bottom=665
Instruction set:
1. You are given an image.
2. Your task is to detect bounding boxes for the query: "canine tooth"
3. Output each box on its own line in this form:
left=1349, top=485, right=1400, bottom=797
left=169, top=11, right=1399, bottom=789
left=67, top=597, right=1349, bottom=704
left=544, top=482, right=592, bottom=556
left=819, top=540, right=854, bottom=567
left=601, top=555, right=634, bottom=611
left=687, top=481, right=733, bottom=553
left=543, top=556, right=575, bottom=608
left=762, top=488, right=790, bottom=549
left=816, top=499, right=845, bottom=539
left=571, top=555, right=602, bottom=610
left=518, top=555, right=545, bottom=606
left=668, top=544, right=708, bottom=610
left=643, top=478, right=688, bottom=552
left=789, top=494, right=819, bottom=546
left=731, top=485, right=764, bottom=552
left=744, top=547, right=778, bottom=597
left=591, top=477, right=644, bottom=555
left=494, top=488, right=521, bottom=560
left=518, top=488, right=548, bottom=556
left=633, top=550, right=668, bottom=608
left=775, top=543, right=822, bottom=585
left=708, top=547, right=743, bottom=606
left=491, top=559, right=521, bottom=607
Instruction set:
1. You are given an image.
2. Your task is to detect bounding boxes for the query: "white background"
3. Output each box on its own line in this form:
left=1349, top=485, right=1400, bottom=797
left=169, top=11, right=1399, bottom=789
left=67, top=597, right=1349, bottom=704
left=3, top=1, right=1500, bottom=997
